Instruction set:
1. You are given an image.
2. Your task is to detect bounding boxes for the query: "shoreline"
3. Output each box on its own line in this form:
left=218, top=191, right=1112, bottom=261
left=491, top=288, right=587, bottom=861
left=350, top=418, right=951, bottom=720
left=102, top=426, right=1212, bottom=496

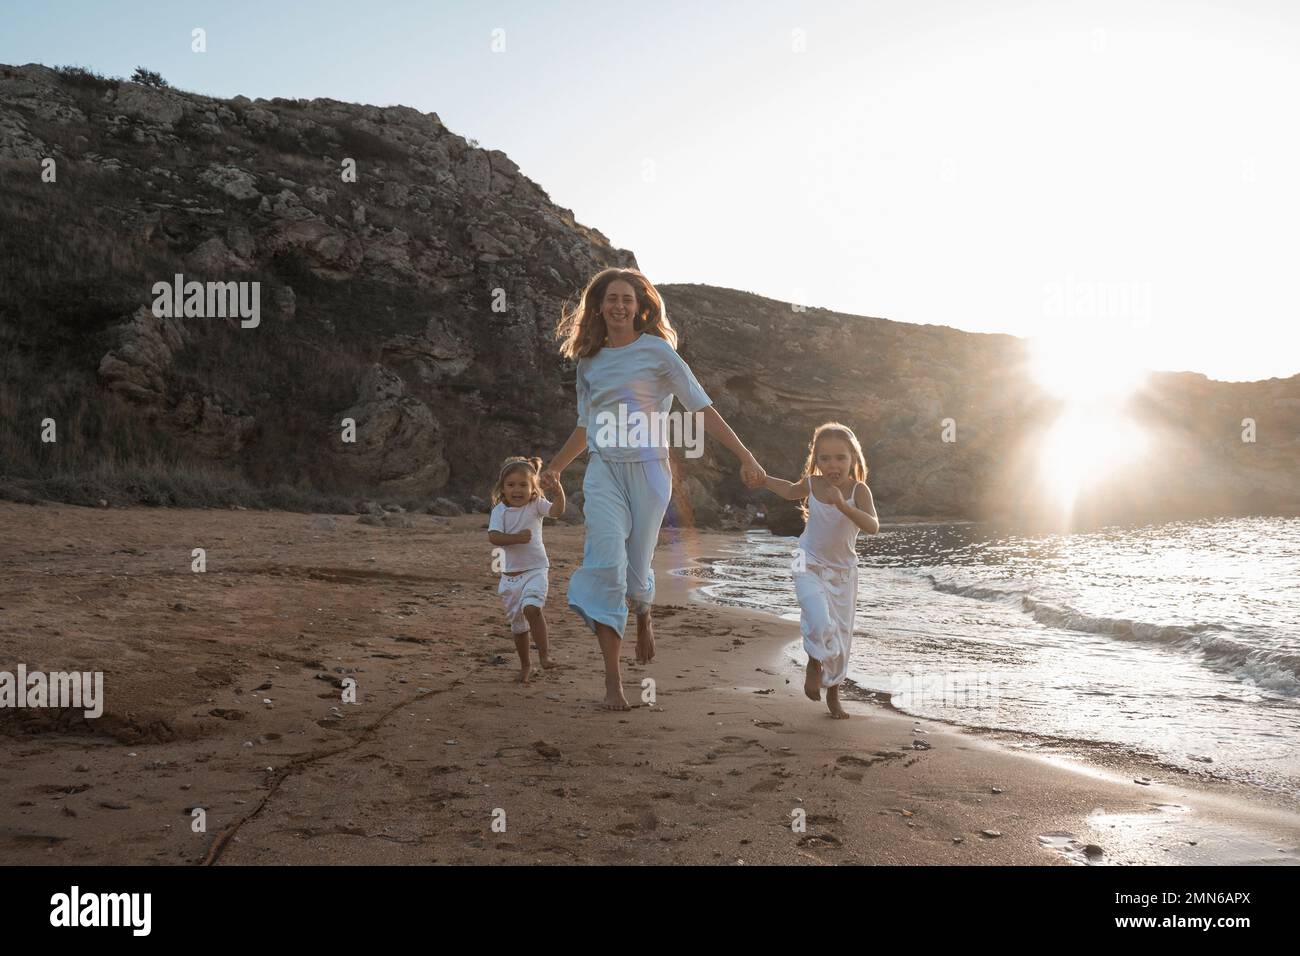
left=659, top=526, right=1300, bottom=863
left=687, top=527, right=1300, bottom=809
left=0, top=503, right=1296, bottom=865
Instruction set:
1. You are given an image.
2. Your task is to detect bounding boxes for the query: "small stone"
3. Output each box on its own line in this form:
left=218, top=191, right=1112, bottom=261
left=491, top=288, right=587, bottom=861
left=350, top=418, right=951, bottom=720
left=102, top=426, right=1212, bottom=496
left=981, top=829, right=1002, bottom=838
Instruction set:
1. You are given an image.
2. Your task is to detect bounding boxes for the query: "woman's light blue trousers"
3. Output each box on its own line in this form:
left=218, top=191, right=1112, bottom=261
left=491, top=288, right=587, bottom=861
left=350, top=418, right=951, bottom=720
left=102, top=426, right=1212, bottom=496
left=567, top=452, right=672, bottom=639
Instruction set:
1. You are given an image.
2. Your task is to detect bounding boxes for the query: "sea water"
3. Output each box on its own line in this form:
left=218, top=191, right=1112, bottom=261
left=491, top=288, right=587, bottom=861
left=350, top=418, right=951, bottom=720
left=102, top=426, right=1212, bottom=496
left=682, top=516, right=1300, bottom=799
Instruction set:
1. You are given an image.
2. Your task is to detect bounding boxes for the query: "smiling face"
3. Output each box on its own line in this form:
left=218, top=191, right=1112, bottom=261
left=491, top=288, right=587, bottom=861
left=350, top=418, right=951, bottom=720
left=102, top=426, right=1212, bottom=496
left=815, top=437, right=855, bottom=486
left=502, top=469, right=534, bottom=507
left=600, top=279, right=640, bottom=340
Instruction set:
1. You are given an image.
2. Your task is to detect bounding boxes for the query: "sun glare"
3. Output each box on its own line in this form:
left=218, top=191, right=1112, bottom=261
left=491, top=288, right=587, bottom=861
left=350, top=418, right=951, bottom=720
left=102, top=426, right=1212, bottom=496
left=1029, top=334, right=1147, bottom=403
left=1036, top=405, right=1149, bottom=516
left=1029, top=333, right=1151, bottom=520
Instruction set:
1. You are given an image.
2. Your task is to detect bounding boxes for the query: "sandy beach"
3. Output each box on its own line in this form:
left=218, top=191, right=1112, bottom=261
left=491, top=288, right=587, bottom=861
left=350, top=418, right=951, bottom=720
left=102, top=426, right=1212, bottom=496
left=1, top=501, right=1297, bottom=866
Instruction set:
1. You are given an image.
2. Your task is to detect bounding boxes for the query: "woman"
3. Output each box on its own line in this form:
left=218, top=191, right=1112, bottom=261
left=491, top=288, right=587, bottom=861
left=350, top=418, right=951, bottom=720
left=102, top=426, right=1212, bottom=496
left=543, top=268, right=764, bottom=710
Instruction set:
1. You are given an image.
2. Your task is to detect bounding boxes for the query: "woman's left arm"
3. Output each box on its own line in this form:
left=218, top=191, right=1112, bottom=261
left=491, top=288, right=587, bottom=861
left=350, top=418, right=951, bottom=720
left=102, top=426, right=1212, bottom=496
left=660, top=344, right=764, bottom=485
left=838, top=482, right=880, bottom=535
left=700, top=405, right=765, bottom=485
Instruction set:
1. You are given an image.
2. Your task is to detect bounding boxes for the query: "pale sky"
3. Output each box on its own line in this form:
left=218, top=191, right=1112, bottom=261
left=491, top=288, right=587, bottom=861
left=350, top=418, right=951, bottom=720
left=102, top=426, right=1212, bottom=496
left=4, top=0, right=1298, bottom=381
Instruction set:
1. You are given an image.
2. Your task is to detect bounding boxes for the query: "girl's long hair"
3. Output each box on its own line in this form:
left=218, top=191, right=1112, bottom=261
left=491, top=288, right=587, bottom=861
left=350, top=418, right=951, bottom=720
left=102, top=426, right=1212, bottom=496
left=556, top=267, right=680, bottom=359
left=796, top=422, right=869, bottom=520
left=490, top=456, right=544, bottom=508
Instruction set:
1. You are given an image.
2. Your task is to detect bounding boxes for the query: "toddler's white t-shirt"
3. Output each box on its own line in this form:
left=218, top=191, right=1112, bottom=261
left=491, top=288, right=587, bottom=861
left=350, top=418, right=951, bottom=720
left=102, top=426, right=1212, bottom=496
left=488, top=495, right=552, bottom=572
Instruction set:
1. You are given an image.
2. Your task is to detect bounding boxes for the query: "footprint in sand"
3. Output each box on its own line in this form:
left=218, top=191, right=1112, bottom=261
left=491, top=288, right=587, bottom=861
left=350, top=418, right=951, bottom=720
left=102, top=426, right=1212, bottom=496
left=805, top=814, right=840, bottom=826
left=1038, top=832, right=1105, bottom=865
left=836, top=752, right=900, bottom=770
left=796, top=833, right=842, bottom=849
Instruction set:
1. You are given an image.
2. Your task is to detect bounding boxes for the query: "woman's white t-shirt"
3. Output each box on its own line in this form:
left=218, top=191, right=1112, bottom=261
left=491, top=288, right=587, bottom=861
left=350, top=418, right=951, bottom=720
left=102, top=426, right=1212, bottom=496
left=575, top=333, right=713, bottom=462
left=488, top=495, right=552, bottom=572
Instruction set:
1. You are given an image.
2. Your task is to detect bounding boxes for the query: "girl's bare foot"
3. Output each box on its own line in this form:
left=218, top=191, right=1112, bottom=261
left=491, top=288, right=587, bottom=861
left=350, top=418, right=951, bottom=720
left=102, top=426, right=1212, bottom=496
left=804, top=659, right=822, bottom=701
left=826, top=684, right=849, bottom=718
left=602, top=675, right=631, bottom=711
left=539, top=654, right=557, bottom=669
left=516, top=666, right=533, bottom=684
left=635, top=612, right=655, bottom=664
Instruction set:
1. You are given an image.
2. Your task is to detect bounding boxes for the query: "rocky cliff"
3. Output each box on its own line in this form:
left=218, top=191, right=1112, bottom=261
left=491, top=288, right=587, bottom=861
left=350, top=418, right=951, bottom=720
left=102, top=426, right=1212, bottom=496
left=1, top=62, right=1296, bottom=528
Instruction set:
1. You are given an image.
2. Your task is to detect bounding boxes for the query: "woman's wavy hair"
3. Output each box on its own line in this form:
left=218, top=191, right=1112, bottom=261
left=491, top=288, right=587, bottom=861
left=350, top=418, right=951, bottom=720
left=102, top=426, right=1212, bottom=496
left=556, top=267, right=680, bottom=359
left=489, top=455, right=544, bottom=508
left=796, top=422, right=869, bottom=520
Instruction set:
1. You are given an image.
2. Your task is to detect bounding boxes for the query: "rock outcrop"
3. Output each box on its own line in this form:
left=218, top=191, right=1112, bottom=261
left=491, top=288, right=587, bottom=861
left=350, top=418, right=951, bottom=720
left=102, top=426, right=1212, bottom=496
left=1, top=61, right=1296, bottom=527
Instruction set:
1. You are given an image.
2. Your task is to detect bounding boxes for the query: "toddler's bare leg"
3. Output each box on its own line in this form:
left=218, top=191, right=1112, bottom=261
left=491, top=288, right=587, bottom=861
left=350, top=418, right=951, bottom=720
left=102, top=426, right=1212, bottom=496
left=523, top=605, right=553, bottom=667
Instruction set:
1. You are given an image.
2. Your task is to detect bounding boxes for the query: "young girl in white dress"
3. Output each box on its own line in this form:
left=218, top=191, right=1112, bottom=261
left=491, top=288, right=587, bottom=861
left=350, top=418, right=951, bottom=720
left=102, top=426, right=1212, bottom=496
left=487, top=456, right=567, bottom=683
left=752, top=422, right=879, bottom=718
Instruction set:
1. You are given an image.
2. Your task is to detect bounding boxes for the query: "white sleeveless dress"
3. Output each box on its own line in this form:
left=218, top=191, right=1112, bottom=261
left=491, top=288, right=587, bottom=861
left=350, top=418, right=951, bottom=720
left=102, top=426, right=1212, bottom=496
left=794, top=476, right=861, bottom=688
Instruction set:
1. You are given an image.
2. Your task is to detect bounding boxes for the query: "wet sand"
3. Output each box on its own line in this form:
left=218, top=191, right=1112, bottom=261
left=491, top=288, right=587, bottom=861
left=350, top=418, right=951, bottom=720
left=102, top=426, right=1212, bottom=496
left=0, top=502, right=1297, bottom=865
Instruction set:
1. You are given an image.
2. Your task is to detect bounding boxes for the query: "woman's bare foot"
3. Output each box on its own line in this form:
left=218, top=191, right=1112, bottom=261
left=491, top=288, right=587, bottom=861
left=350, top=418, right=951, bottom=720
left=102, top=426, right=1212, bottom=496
left=602, top=674, right=631, bottom=711
left=804, top=659, right=822, bottom=701
left=516, top=666, right=533, bottom=684
left=826, top=684, right=849, bottom=718
left=635, top=612, right=655, bottom=664
left=538, top=654, right=557, bottom=669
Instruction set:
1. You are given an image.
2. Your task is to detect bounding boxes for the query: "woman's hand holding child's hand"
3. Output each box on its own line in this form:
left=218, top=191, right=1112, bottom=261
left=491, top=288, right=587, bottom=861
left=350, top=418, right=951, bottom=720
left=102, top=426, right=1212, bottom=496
left=740, top=456, right=766, bottom=489
left=539, top=470, right=560, bottom=494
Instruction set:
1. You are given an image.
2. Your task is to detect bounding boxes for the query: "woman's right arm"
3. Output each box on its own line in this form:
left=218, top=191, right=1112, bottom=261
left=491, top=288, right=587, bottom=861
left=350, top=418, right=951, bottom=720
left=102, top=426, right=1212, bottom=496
left=544, top=426, right=587, bottom=478
left=545, top=362, right=589, bottom=480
